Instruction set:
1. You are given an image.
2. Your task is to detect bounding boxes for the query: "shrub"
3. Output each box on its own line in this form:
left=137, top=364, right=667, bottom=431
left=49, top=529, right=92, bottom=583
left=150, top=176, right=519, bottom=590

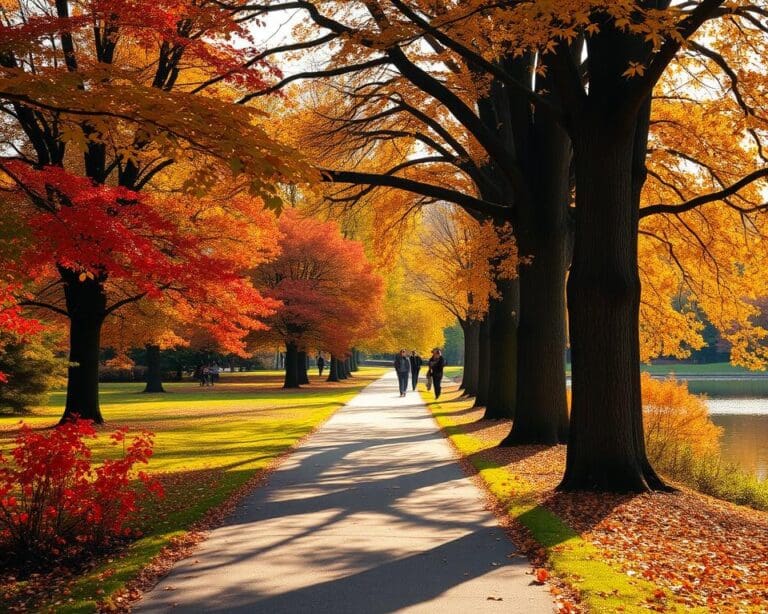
left=641, top=373, right=721, bottom=472
left=0, top=419, right=163, bottom=568
left=642, top=373, right=768, bottom=511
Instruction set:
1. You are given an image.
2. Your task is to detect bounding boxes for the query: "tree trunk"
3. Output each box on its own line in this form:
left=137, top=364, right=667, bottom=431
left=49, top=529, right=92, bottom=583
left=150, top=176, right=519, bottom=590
left=473, top=315, right=491, bottom=409
left=345, top=357, right=353, bottom=376
left=459, top=319, right=480, bottom=396
left=350, top=349, right=359, bottom=371
left=326, top=355, right=340, bottom=382
left=483, top=277, right=519, bottom=419
left=559, top=113, right=664, bottom=492
left=283, top=342, right=301, bottom=388
left=297, top=350, right=310, bottom=385
left=143, top=344, right=166, bottom=393
left=60, top=272, right=107, bottom=424
left=502, top=108, right=570, bottom=445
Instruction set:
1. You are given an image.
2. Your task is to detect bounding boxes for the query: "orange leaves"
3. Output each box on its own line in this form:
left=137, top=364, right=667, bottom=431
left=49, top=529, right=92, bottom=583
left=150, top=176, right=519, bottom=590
left=252, top=208, right=383, bottom=355
left=535, top=567, right=549, bottom=583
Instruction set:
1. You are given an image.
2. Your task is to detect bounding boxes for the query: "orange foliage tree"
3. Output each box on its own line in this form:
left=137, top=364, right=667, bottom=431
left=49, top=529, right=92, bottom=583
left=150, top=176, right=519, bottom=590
left=251, top=208, right=383, bottom=388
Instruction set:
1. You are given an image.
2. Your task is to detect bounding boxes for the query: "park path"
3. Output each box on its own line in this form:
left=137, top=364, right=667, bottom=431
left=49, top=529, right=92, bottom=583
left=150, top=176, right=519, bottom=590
left=134, top=371, right=554, bottom=613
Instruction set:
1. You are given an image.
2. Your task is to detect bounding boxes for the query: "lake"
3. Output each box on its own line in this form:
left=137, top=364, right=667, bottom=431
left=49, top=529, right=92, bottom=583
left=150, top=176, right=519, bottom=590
left=707, top=399, right=768, bottom=480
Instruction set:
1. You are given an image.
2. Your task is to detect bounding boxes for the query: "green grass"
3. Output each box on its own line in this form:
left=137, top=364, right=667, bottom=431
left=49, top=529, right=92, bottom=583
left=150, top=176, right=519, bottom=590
left=0, top=367, right=387, bottom=613
left=443, top=365, right=463, bottom=381
left=641, top=362, right=759, bottom=376
left=684, top=379, right=768, bottom=397
left=424, top=391, right=700, bottom=613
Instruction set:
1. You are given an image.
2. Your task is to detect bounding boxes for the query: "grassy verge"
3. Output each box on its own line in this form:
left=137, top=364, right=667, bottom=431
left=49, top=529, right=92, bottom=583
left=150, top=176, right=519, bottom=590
left=424, top=390, right=700, bottom=614
left=0, top=367, right=386, bottom=613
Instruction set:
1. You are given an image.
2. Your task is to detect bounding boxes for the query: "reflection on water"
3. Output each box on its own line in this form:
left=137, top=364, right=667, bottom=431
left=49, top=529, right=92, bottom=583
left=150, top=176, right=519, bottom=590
left=707, top=399, right=768, bottom=481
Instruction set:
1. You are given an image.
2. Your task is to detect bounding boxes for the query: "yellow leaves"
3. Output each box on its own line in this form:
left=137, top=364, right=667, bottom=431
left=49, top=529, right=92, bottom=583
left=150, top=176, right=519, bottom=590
left=642, top=373, right=722, bottom=465
left=622, top=61, right=646, bottom=78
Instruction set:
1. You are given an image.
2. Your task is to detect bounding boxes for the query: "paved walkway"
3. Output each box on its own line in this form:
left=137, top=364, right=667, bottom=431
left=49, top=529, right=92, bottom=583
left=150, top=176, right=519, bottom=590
left=135, top=372, right=554, bottom=613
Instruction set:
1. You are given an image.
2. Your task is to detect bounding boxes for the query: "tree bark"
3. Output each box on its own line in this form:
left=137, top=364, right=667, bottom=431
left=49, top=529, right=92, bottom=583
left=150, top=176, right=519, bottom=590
left=60, top=271, right=107, bottom=424
left=473, top=315, right=491, bottom=409
left=326, top=355, right=340, bottom=382
left=559, top=110, right=664, bottom=492
left=350, top=349, right=359, bottom=371
left=283, top=341, right=301, bottom=388
left=502, top=106, right=571, bottom=445
left=143, top=344, right=166, bottom=393
left=297, top=350, right=310, bottom=385
left=483, top=277, right=519, bottom=419
left=459, top=319, right=480, bottom=396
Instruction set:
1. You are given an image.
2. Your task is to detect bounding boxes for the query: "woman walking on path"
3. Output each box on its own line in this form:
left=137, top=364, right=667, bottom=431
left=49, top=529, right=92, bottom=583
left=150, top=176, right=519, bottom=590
left=427, top=348, right=445, bottom=399
left=393, top=349, right=411, bottom=397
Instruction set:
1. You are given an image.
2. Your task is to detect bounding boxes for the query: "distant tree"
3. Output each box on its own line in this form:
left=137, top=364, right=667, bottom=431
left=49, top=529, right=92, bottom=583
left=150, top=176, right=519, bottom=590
left=252, top=209, right=383, bottom=388
left=0, top=332, right=66, bottom=413
left=442, top=324, right=464, bottom=368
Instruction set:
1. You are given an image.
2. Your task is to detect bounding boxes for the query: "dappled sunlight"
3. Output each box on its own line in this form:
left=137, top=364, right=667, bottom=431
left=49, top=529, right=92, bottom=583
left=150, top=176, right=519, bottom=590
left=135, top=371, right=552, bottom=613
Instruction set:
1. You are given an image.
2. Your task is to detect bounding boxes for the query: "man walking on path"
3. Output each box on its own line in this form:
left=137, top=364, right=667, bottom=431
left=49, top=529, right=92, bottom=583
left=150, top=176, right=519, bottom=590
left=134, top=371, right=553, bottom=614
left=409, top=350, right=422, bottom=391
left=394, top=348, right=410, bottom=397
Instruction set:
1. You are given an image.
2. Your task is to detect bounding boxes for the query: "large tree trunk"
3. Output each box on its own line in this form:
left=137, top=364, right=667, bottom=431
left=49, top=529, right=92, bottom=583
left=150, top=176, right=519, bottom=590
left=502, top=107, right=571, bottom=445
left=283, top=341, right=301, bottom=389
left=143, top=344, right=165, bottom=393
left=60, top=271, right=107, bottom=424
left=326, top=355, right=340, bottom=382
left=350, top=349, right=359, bottom=371
left=297, top=350, right=310, bottom=385
left=459, top=319, right=480, bottom=396
left=559, top=111, right=664, bottom=492
left=483, top=278, right=519, bottom=419
left=473, top=315, right=491, bottom=409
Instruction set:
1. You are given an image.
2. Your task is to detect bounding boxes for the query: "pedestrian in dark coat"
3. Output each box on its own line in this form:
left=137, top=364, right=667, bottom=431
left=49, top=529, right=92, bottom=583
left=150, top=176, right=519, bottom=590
left=317, top=354, right=325, bottom=377
left=393, top=349, right=411, bottom=397
left=427, top=348, right=446, bottom=399
left=409, top=350, right=422, bottom=391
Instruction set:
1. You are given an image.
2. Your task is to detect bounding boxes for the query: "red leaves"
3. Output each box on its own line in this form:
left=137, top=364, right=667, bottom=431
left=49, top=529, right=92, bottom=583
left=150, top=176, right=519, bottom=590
left=254, top=208, right=383, bottom=354
left=535, top=567, right=549, bottom=583
left=0, top=419, right=162, bottom=568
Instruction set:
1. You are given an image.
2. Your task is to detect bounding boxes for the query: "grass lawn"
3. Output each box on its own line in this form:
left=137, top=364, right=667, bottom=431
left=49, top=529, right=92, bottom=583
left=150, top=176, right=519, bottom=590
left=0, top=367, right=387, bottom=613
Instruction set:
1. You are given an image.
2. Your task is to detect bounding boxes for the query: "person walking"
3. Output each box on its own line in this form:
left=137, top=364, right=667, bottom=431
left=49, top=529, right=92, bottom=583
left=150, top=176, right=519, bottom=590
left=427, top=348, right=446, bottom=399
left=409, top=350, right=422, bottom=391
left=393, top=348, right=411, bottom=397
left=317, top=354, right=325, bottom=377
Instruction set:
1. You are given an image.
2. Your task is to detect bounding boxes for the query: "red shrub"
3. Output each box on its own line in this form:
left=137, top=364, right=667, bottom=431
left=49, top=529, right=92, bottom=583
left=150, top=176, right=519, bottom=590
left=0, top=419, right=162, bottom=567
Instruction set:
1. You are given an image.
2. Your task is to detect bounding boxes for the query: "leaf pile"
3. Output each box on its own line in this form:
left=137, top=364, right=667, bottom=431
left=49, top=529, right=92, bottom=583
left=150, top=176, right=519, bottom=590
left=444, top=400, right=768, bottom=612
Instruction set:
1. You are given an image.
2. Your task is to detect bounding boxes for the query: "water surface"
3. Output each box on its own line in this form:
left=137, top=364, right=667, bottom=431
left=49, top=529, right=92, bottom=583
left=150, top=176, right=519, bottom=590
left=707, top=399, right=768, bottom=480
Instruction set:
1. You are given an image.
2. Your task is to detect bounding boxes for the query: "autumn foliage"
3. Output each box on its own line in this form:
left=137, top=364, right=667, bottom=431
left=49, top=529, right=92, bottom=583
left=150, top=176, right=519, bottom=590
left=641, top=374, right=722, bottom=473
left=252, top=208, right=383, bottom=361
left=0, top=420, right=162, bottom=568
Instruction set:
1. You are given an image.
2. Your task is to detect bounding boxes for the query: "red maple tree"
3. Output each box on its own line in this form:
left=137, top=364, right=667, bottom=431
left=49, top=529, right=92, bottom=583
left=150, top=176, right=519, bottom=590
left=252, top=208, right=383, bottom=388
